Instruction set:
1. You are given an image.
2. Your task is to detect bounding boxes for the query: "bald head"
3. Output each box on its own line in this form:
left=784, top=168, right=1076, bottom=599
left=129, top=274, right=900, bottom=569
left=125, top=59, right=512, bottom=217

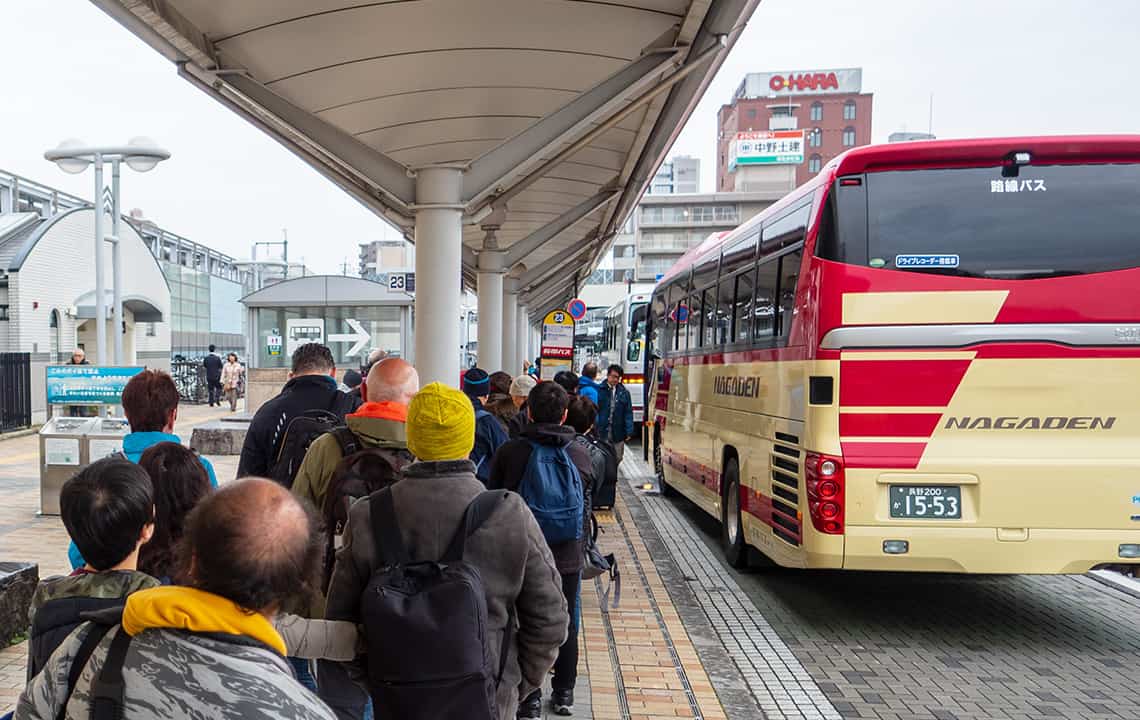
left=181, top=478, right=318, bottom=614
left=366, top=357, right=419, bottom=405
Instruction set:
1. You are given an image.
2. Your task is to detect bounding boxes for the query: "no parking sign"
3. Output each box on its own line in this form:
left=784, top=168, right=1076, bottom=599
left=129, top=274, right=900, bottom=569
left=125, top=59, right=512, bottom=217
left=566, top=298, right=587, bottom=321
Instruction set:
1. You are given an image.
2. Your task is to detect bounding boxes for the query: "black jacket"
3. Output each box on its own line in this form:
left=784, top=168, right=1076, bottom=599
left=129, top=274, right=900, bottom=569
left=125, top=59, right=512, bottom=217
left=237, top=374, right=361, bottom=479
left=203, top=353, right=223, bottom=382
left=487, top=423, right=593, bottom=574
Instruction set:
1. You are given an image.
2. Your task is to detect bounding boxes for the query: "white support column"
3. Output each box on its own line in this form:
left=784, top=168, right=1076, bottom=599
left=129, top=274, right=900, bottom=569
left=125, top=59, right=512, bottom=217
left=476, top=251, right=505, bottom=371
left=413, top=167, right=464, bottom=386
left=517, top=304, right=530, bottom=368
left=501, top=280, right=519, bottom=375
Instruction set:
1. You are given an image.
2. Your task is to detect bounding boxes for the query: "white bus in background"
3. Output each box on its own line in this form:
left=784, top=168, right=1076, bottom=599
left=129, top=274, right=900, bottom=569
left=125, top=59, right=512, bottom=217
left=600, top=291, right=652, bottom=423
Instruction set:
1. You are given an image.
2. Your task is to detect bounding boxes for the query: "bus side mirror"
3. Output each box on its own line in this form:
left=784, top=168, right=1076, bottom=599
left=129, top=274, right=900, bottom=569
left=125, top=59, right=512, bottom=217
left=627, top=340, right=641, bottom=363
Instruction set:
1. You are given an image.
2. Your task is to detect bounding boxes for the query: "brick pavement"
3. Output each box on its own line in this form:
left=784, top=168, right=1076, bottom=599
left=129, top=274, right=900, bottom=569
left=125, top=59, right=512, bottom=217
left=1, top=414, right=737, bottom=719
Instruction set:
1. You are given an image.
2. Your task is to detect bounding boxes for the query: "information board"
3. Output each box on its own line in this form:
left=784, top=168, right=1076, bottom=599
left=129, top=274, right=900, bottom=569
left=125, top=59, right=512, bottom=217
left=540, top=310, right=575, bottom=381
left=45, top=366, right=145, bottom=406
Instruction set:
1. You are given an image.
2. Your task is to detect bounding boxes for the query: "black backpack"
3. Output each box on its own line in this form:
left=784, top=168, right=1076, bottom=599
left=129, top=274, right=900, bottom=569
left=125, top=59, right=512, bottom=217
left=269, top=393, right=355, bottom=489
left=321, top=430, right=413, bottom=593
left=576, top=434, right=618, bottom=509
left=361, top=488, right=512, bottom=720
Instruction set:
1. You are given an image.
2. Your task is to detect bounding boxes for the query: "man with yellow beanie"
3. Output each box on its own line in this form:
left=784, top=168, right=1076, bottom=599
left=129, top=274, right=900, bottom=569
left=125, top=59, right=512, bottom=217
left=324, top=383, right=568, bottom=720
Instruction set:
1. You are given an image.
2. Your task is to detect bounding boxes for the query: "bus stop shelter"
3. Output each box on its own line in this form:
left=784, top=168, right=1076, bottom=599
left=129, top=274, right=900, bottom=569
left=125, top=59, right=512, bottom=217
left=91, top=0, right=760, bottom=383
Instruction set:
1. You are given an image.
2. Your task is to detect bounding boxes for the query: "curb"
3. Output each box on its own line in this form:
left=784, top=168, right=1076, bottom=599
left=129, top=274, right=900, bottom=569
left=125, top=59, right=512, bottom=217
left=1087, top=569, right=1140, bottom=601
left=0, top=426, right=42, bottom=442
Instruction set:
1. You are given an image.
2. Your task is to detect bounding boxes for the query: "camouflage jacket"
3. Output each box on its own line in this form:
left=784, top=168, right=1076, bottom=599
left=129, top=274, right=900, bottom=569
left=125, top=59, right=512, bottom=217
left=17, top=621, right=338, bottom=720
left=26, top=570, right=159, bottom=680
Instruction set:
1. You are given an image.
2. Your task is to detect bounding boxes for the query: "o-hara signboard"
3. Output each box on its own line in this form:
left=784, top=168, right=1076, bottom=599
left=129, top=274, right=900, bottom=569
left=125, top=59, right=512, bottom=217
left=540, top=309, right=575, bottom=382
left=735, top=68, right=862, bottom=99
left=731, top=130, right=804, bottom=167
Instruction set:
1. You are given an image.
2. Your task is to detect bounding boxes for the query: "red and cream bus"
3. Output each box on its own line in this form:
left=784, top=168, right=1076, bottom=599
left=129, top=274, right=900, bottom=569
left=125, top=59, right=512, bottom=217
left=645, top=136, right=1140, bottom=574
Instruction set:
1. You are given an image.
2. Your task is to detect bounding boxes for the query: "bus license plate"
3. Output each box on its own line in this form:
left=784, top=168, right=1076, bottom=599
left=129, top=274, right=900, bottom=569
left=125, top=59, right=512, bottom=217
left=889, top=486, right=961, bottom=519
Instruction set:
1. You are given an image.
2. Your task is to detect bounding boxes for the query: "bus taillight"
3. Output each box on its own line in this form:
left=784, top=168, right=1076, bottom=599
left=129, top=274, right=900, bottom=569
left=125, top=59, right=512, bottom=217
left=805, top=452, right=845, bottom=535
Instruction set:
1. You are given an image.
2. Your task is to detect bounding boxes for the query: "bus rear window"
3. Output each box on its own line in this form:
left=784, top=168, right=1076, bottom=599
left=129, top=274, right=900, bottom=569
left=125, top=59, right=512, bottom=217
left=841, top=164, right=1140, bottom=278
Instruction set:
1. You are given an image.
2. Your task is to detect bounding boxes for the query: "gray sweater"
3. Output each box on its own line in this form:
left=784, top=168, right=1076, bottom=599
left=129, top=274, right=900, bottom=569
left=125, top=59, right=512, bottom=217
left=324, top=459, right=568, bottom=720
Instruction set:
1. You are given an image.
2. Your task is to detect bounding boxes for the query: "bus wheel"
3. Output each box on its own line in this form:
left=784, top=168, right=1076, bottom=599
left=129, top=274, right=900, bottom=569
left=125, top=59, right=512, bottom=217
left=721, top=458, right=747, bottom=568
left=654, top=428, right=676, bottom=497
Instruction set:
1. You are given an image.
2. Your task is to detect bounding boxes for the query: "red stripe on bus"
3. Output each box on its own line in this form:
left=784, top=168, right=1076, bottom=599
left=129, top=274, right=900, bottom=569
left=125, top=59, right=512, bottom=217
left=839, top=359, right=970, bottom=407
left=840, top=441, right=926, bottom=469
left=839, top=412, right=943, bottom=438
left=662, top=449, right=721, bottom=494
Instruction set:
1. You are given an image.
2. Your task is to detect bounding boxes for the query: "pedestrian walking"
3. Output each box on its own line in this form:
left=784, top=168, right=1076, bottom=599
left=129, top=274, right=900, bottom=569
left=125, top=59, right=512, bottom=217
left=488, top=381, right=593, bottom=717
left=323, top=382, right=568, bottom=720
left=596, top=364, right=635, bottom=465
left=221, top=352, right=244, bottom=412
left=553, top=370, right=579, bottom=397
left=204, top=344, right=223, bottom=407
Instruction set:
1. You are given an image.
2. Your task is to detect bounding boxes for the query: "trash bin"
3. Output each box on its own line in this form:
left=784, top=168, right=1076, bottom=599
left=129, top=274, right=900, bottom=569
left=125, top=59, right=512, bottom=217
left=38, top=417, right=97, bottom=515
left=85, top=417, right=130, bottom=463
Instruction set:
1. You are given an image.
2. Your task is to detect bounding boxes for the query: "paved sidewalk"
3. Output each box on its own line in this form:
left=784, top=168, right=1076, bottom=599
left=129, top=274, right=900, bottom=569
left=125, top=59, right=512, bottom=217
left=0, top=402, right=238, bottom=712
left=1, top=429, right=745, bottom=719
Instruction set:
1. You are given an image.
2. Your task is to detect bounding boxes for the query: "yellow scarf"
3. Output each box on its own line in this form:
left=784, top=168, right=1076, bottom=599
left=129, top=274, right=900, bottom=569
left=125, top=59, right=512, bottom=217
left=122, top=586, right=286, bottom=655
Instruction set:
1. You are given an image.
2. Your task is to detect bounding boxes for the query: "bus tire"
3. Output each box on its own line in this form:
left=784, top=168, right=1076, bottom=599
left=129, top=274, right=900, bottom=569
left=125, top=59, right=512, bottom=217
left=721, top=458, right=748, bottom=568
left=654, top=428, right=677, bottom=497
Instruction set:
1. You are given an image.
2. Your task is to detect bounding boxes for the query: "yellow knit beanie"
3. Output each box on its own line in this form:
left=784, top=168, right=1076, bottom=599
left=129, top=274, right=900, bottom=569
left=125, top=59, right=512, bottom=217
left=406, top=382, right=476, bottom=462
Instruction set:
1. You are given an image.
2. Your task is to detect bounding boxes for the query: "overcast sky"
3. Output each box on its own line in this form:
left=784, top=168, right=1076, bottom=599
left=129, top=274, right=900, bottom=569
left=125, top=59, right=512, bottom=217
left=1, top=0, right=1135, bottom=274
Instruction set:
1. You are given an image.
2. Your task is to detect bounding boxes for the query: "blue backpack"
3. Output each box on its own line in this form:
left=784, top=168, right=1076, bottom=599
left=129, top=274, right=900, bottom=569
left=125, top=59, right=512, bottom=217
left=518, top=442, right=584, bottom=545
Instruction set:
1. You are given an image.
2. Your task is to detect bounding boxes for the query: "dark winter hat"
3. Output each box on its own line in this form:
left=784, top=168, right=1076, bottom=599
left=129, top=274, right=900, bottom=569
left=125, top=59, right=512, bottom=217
left=463, top=367, right=491, bottom=398
left=342, top=369, right=362, bottom=390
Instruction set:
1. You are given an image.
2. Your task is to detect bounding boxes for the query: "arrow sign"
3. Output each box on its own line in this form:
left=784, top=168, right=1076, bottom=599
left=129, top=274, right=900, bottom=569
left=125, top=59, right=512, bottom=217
left=328, top=318, right=371, bottom=357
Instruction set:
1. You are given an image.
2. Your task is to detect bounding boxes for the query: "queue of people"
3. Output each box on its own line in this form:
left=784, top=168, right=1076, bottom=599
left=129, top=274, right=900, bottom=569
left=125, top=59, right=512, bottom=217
left=15, top=348, right=635, bottom=720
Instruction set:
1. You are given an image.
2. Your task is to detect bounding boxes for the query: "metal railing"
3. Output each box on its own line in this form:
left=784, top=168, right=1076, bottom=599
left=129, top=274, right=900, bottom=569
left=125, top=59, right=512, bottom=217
left=170, top=359, right=208, bottom=404
left=0, top=353, right=32, bottom=432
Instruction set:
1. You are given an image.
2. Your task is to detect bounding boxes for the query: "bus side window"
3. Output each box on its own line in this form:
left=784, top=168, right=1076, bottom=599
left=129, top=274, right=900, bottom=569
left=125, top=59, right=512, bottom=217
left=778, top=250, right=803, bottom=340
left=715, top=276, right=733, bottom=345
left=754, top=259, right=778, bottom=342
left=702, top=287, right=717, bottom=347
left=733, top=269, right=753, bottom=343
left=686, top=293, right=702, bottom=350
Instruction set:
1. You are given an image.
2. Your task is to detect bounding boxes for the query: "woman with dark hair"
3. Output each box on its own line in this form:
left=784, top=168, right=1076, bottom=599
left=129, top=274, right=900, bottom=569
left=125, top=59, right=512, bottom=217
left=484, top=370, right=518, bottom=432
left=137, top=442, right=213, bottom=582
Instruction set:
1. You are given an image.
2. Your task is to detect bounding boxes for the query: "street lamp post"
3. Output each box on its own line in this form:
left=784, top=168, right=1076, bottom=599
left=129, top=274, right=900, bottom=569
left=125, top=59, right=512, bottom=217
left=45, top=138, right=170, bottom=365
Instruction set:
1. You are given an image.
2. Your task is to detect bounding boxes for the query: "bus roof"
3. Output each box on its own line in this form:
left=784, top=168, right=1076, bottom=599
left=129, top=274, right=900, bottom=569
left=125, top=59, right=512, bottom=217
left=656, top=134, right=1140, bottom=287
left=830, top=134, right=1140, bottom=176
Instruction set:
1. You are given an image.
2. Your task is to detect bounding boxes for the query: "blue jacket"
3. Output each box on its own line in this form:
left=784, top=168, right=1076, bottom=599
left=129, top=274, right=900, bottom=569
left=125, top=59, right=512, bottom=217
left=68, top=431, right=217, bottom=570
left=470, top=398, right=509, bottom=485
left=596, top=382, right=634, bottom=443
left=577, top=376, right=600, bottom=404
